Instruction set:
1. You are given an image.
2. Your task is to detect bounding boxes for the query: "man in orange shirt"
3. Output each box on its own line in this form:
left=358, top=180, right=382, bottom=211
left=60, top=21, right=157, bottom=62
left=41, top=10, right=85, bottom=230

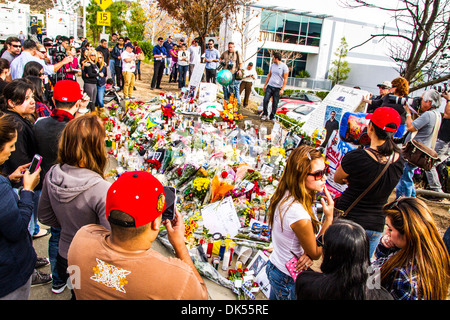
left=67, top=171, right=208, bottom=300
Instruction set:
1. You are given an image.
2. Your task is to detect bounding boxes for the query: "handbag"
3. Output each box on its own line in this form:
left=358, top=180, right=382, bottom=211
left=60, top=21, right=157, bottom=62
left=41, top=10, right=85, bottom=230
left=137, top=52, right=145, bottom=61
left=334, top=152, right=394, bottom=219
left=402, top=110, right=441, bottom=171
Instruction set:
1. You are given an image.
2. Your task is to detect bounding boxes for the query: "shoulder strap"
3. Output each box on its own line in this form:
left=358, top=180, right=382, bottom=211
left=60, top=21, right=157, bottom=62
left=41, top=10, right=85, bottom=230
left=431, top=109, right=441, bottom=149
left=343, top=152, right=394, bottom=216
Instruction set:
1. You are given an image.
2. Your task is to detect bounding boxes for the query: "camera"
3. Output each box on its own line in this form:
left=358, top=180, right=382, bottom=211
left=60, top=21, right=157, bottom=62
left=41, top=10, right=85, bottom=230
left=226, top=60, right=234, bottom=70
left=433, top=83, right=448, bottom=93
left=217, top=60, right=225, bottom=71
left=388, top=95, right=422, bottom=108
left=48, top=42, right=67, bottom=63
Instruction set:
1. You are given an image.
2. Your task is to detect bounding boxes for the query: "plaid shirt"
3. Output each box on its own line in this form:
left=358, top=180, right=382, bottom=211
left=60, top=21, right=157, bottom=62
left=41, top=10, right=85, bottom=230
left=36, top=102, right=51, bottom=118
left=372, top=243, right=420, bottom=300
left=50, top=108, right=74, bottom=122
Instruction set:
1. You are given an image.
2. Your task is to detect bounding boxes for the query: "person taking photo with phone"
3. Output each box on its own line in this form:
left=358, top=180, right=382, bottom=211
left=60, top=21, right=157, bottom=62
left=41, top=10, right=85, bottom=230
left=67, top=171, right=208, bottom=300
left=0, top=114, right=43, bottom=299
left=265, top=145, right=334, bottom=300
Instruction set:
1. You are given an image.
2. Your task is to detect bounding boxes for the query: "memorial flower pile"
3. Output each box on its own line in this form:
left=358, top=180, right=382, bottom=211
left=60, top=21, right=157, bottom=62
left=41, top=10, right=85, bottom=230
left=101, top=89, right=323, bottom=300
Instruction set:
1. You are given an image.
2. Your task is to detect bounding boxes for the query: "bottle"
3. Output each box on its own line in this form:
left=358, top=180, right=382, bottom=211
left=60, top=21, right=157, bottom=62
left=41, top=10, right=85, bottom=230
left=206, top=239, right=213, bottom=258
left=219, top=241, right=226, bottom=260
left=222, top=250, right=230, bottom=271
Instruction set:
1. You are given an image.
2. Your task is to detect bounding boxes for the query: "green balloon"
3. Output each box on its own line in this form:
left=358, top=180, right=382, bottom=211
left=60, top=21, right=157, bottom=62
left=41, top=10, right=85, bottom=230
left=216, top=69, right=233, bottom=86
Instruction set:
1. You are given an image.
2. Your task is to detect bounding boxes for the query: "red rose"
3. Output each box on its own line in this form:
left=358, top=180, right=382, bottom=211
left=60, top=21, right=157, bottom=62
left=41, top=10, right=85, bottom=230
left=221, top=171, right=228, bottom=179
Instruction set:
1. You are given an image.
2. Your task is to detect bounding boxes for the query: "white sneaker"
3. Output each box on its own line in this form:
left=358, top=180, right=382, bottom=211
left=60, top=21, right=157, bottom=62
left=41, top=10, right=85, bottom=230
left=261, top=115, right=267, bottom=121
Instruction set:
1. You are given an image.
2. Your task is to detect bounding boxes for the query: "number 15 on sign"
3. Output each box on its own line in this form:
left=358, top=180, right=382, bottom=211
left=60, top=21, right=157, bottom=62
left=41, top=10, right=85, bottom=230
left=97, top=11, right=111, bottom=26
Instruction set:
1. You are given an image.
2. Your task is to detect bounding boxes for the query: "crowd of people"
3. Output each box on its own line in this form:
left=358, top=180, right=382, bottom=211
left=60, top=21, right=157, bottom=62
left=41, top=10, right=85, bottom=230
left=149, top=37, right=257, bottom=108
left=0, top=33, right=449, bottom=302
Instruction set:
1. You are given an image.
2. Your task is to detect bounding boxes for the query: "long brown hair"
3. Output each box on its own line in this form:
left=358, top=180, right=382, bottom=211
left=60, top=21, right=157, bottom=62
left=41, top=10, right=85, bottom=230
left=57, top=114, right=106, bottom=177
left=0, top=113, right=17, bottom=152
left=267, top=145, right=323, bottom=234
left=381, top=197, right=450, bottom=300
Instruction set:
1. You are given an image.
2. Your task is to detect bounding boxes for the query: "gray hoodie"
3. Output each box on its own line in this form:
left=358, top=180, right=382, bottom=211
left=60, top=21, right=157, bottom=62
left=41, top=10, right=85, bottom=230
left=38, top=164, right=111, bottom=259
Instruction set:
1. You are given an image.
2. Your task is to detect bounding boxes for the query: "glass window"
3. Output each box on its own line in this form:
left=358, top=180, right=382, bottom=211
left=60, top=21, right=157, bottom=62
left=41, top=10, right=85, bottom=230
left=284, top=14, right=301, bottom=34
left=308, top=17, right=322, bottom=37
left=260, top=10, right=277, bottom=32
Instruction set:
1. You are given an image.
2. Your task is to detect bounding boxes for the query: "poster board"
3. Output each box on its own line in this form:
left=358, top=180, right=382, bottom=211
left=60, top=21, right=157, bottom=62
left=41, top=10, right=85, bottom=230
left=188, top=63, right=206, bottom=99
left=324, top=130, right=357, bottom=198
left=198, top=83, right=218, bottom=103
left=301, top=85, right=370, bottom=137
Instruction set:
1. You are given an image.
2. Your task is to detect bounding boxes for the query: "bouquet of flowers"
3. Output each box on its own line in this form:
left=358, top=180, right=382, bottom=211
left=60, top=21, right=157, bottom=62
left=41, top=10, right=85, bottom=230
left=162, top=103, right=176, bottom=121
left=192, top=177, right=210, bottom=200
left=227, top=268, right=258, bottom=300
left=220, top=95, right=244, bottom=124
left=146, top=159, right=161, bottom=171
left=200, top=111, right=216, bottom=123
left=107, top=103, right=119, bottom=116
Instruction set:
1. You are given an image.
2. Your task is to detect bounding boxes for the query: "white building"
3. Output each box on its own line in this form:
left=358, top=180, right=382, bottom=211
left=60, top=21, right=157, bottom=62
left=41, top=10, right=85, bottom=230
left=219, top=0, right=404, bottom=93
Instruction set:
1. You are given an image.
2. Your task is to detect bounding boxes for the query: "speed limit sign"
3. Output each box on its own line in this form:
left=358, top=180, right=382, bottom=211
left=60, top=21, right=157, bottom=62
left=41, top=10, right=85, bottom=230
left=96, top=11, right=111, bottom=26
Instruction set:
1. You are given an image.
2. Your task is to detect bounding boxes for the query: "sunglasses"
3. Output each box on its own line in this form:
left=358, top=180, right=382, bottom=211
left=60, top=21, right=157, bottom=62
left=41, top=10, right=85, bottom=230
left=385, top=196, right=404, bottom=210
left=307, top=166, right=330, bottom=180
left=12, top=44, right=21, bottom=48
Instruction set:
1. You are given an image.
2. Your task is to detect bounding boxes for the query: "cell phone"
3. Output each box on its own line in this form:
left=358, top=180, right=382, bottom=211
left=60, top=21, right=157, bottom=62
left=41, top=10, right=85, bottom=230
left=162, top=186, right=177, bottom=221
left=29, top=154, right=42, bottom=173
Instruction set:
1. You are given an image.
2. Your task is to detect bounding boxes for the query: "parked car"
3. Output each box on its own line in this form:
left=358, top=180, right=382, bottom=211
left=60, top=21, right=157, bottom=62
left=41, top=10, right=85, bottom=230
left=257, top=98, right=314, bottom=115
left=281, top=92, right=322, bottom=104
left=285, top=104, right=317, bottom=124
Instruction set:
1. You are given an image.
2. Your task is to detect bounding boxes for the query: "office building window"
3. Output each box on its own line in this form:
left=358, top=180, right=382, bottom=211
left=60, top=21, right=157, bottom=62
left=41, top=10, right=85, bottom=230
left=256, top=48, right=308, bottom=77
left=260, top=9, right=322, bottom=46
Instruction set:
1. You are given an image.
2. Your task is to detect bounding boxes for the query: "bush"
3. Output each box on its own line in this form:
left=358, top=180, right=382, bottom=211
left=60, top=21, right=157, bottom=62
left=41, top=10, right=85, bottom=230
left=137, top=41, right=153, bottom=60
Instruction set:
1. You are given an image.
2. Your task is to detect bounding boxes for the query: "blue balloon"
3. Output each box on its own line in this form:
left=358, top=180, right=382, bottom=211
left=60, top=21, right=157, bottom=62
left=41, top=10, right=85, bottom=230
left=216, top=69, right=233, bottom=86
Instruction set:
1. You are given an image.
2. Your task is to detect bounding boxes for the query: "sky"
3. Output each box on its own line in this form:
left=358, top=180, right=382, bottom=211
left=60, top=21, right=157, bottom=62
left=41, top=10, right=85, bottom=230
left=256, top=0, right=397, bottom=26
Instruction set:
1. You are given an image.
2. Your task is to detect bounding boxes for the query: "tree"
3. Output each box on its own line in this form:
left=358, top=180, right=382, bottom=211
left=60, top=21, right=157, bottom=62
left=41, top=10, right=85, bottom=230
left=328, top=37, right=351, bottom=86
left=141, top=0, right=183, bottom=43
left=126, top=2, right=146, bottom=41
left=157, top=0, right=241, bottom=53
left=341, top=0, right=450, bottom=92
left=86, top=0, right=127, bottom=43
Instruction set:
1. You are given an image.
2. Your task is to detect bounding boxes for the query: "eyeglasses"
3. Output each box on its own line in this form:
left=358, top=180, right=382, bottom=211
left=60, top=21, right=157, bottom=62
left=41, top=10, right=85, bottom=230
left=38, top=72, right=44, bottom=76
left=307, top=166, right=329, bottom=180
left=12, top=44, right=21, bottom=48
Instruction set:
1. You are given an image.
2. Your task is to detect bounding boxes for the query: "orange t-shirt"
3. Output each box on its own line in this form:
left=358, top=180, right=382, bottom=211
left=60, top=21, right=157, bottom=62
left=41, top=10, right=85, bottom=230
left=67, top=224, right=208, bottom=300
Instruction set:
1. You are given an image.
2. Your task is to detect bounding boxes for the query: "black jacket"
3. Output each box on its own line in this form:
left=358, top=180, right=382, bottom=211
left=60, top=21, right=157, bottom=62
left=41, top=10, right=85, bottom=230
left=82, top=62, right=99, bottom=84
left=0, top=110, right=37, bottom=188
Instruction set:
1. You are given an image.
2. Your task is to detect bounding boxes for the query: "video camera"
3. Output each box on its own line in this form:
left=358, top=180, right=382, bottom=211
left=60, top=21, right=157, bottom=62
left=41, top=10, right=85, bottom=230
left=47, top=36, right=68, bottom=64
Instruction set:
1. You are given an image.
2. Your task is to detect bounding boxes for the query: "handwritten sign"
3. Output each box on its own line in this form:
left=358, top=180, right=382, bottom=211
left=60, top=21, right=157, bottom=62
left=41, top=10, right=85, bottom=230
left=201, top=196, right=241, bottom=237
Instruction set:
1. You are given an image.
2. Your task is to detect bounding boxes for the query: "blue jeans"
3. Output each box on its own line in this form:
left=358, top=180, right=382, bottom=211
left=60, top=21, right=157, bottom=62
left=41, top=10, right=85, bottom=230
left=262, top=85, right=281, bottom=119
left=48, top=227, right=64, bottom=286
left=396, top=161, right=417, bottom=198
left=178, top=65, right=188, bottom=88
left=165, top=57, right=172, bottom=75
left=109, top=59, right=116, bottom=86
left=222, top=74, right=241, bottom=103
left=96, top=85, right=105, bottom=109
left=28, top=189, right=41, bottom=236
left=366, top=229, right=383, bottom=259
left=265, top=260, right=296, bottom=300
left=136, top=60, right=141, bottom=75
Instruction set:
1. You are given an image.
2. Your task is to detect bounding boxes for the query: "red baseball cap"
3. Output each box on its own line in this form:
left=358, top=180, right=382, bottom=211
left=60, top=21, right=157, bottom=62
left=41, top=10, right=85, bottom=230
left=53, top=80, right=83, bottom=102
left=106, top=171, right=166, bottom=227
left=367, top=107, right=400, bottom=133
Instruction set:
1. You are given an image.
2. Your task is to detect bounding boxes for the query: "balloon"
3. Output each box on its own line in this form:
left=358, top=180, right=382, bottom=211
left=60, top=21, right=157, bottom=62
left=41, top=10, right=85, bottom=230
left=216, top=69, right=233, bottom=86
